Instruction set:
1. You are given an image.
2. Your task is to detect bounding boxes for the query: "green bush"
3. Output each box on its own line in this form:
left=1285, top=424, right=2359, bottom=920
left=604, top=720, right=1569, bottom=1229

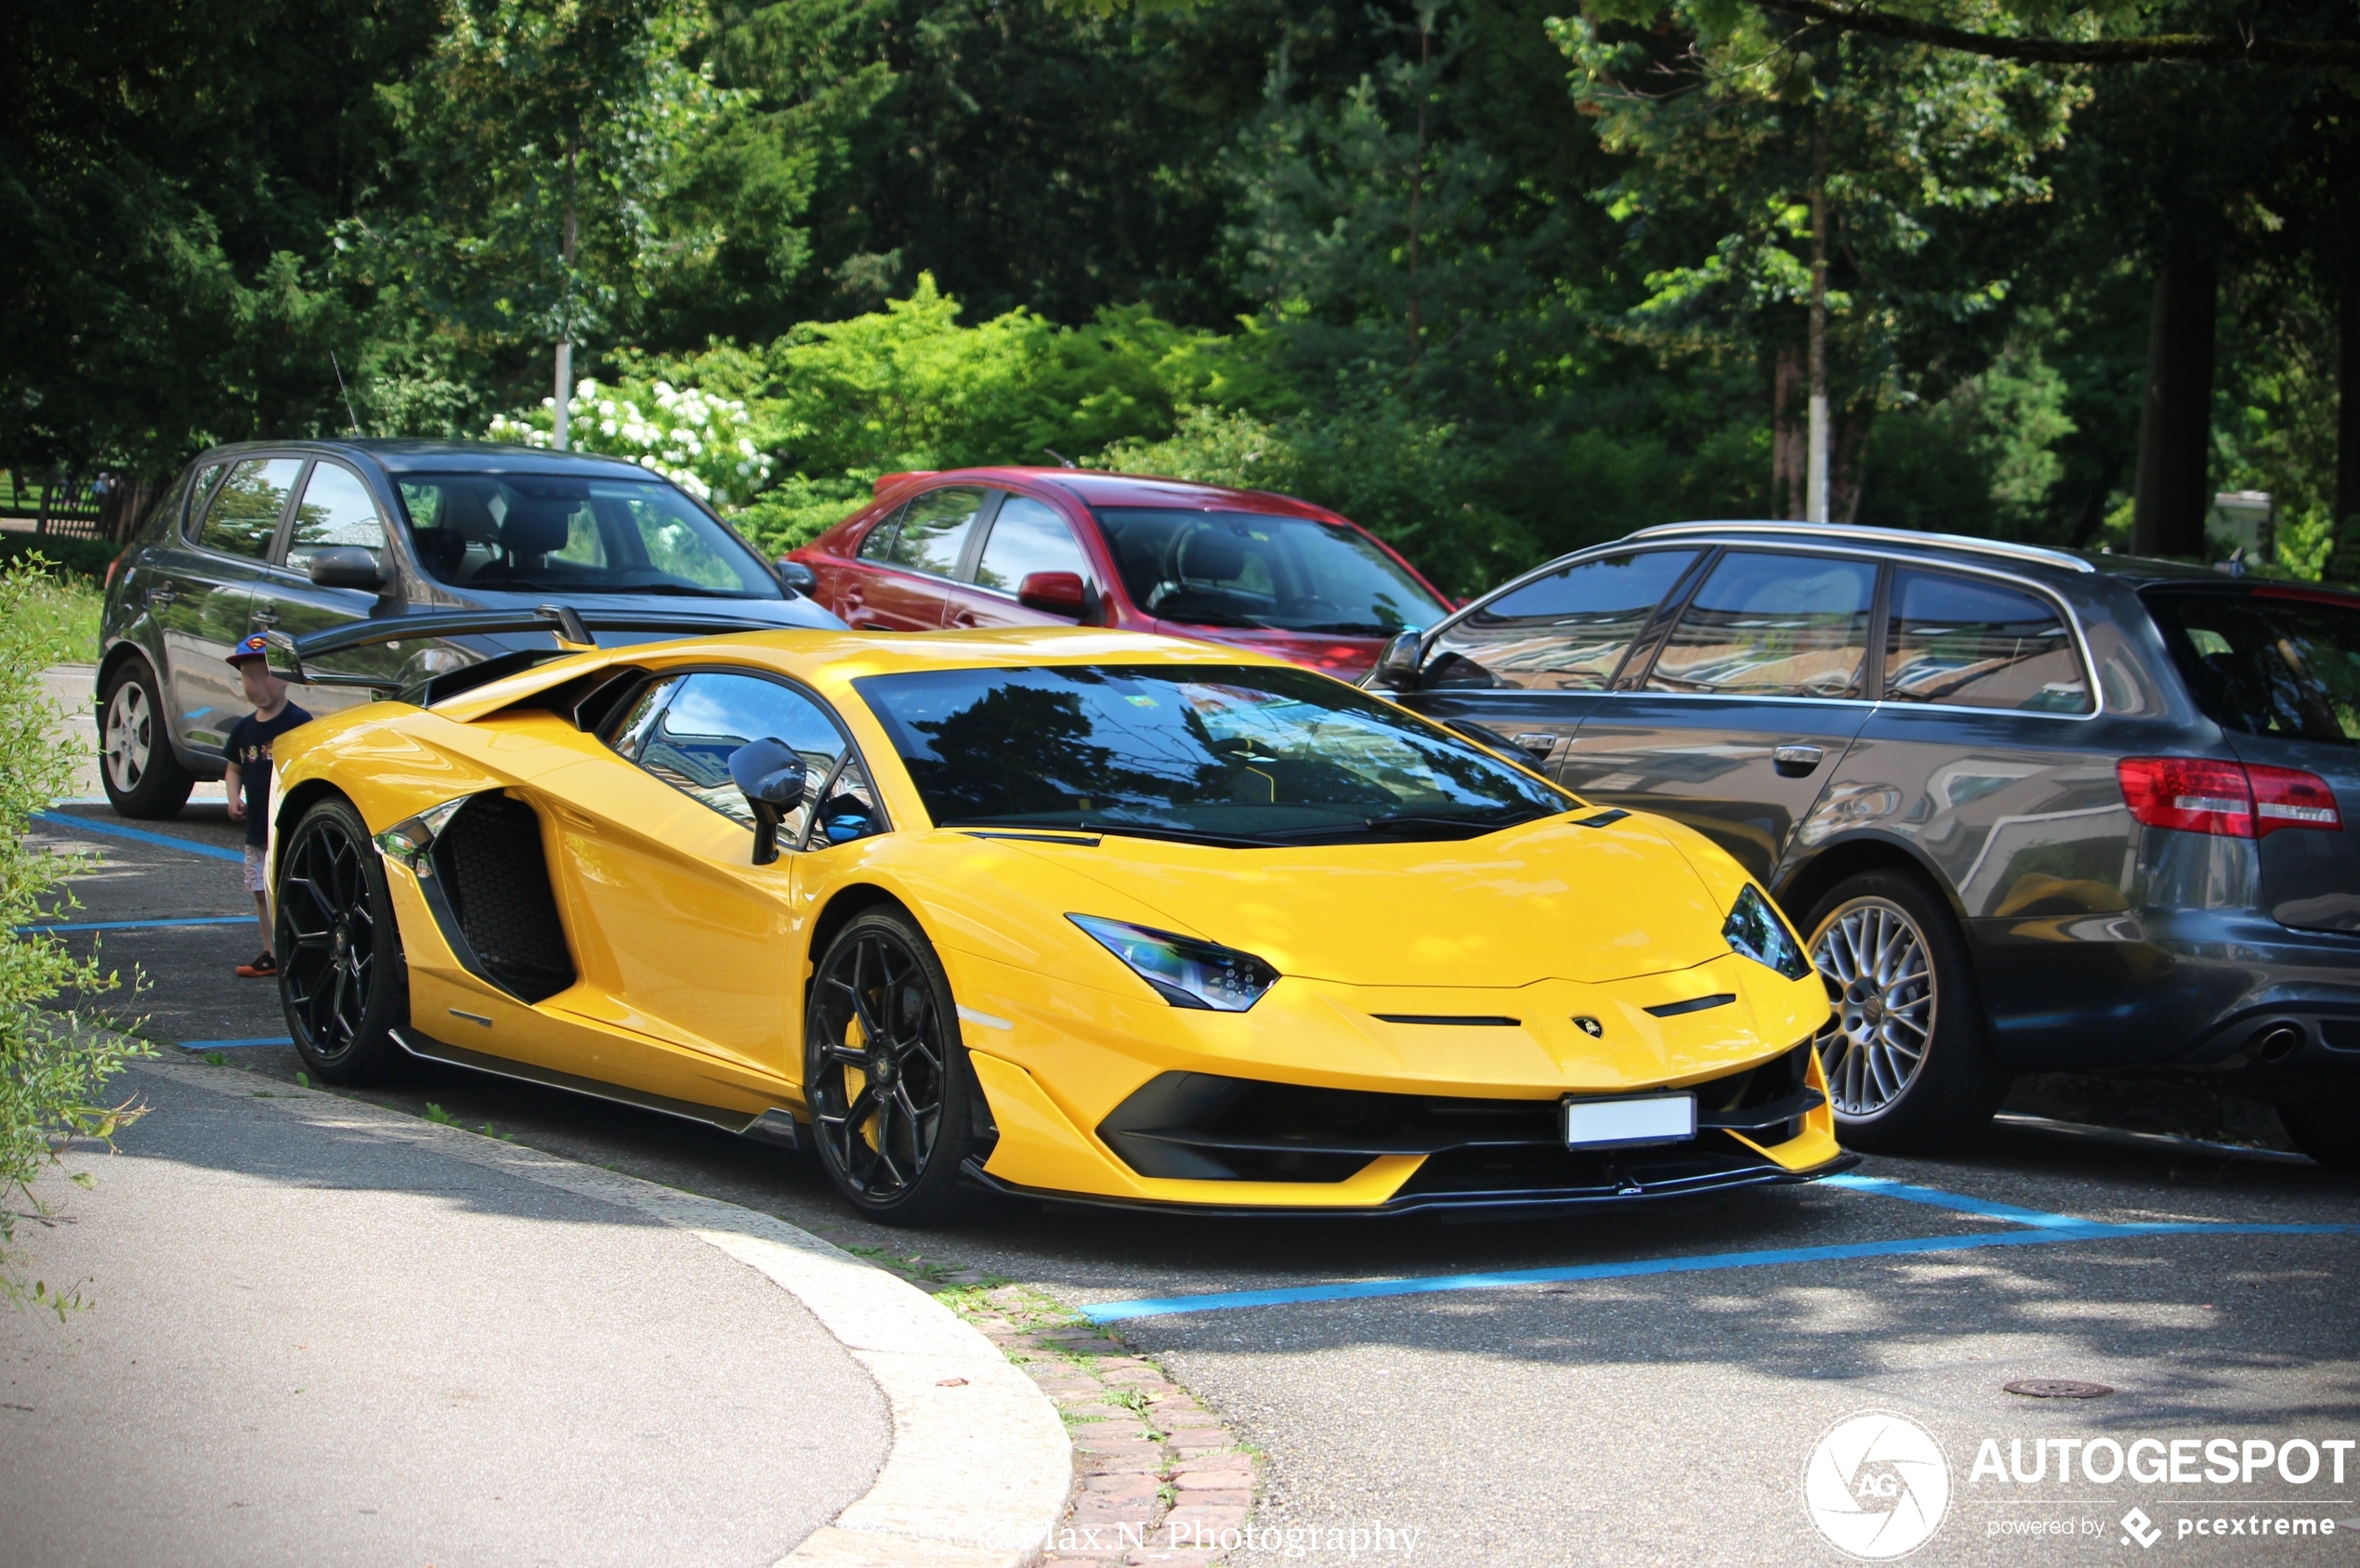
left=0, top=535, right=118, bottom=580
left=0, top=557, right=141, bottom=1313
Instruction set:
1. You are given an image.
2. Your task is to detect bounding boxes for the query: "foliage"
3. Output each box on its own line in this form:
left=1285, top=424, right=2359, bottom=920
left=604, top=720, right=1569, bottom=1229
left=488, top=377, right=777, bottom=504
left=0, top=558, right=142, bottom=1314
left=0, top=537, right=122, bottom=581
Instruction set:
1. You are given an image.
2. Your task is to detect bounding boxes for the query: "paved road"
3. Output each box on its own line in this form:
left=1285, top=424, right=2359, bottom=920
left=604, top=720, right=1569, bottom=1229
left=26, top=799, right=2360, bottom=1566
left=0, top=1064, right=887, bottom=1568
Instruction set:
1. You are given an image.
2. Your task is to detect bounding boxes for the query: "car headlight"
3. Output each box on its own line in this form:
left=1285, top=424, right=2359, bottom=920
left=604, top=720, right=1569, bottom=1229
left=1724, top=885, right=1812, bottom=980
left=1069, top=915, right=1279, bottom=1012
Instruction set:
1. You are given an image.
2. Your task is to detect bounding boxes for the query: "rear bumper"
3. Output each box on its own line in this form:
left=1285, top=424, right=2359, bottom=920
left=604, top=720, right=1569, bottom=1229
left=1973, top=906, right=2360, bottom=1092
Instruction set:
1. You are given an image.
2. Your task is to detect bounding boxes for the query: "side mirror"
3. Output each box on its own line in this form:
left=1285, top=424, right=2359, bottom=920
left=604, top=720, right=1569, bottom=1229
left=1373, top=630, right=1424, bottom=690
left=728, top=737, right=807, bottom=865
left=308, top=546, right=390, bottom=593
left=1017, top=570, right=1089, bottom=619
left=777, top=558, right=819, bottom=595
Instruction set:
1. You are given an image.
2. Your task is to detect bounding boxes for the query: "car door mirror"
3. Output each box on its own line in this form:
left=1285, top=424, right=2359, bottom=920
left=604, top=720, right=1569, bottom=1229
left=308, top=546, right=390, bottom=593
left=728, top=737, right=807, bottom=865
left=777, top=558, right=819, bottom=595
left=1016, top=570, right=1088, bottom=618
left=1373, top=630, right=1424, bottom=690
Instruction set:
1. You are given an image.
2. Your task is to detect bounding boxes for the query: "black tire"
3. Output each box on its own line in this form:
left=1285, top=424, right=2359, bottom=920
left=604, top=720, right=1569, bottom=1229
left=98, top=658, right=195, bottom=819
left=805, top=907, right=981, bottom=1226
left=1805, top=870, right=2009, bottom=1155
left=276, top=796, right=410, bottom=1084
left=2277, top=1104, right=2360, bottom=1172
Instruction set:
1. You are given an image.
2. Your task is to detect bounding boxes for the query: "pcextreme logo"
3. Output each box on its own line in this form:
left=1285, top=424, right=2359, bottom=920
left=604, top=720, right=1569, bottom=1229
left=1804, top=1410, right=1953, bottom=1560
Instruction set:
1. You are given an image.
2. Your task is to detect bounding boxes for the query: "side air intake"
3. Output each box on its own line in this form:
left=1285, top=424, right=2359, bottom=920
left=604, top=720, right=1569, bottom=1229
left=426, top=792, right=577, bottom=1003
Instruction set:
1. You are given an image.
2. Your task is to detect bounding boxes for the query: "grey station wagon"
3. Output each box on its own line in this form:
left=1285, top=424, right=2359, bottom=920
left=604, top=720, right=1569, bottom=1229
left=1370, top=522, right=2360, bottom=1169
left=95, top=439, right=841, bottom=819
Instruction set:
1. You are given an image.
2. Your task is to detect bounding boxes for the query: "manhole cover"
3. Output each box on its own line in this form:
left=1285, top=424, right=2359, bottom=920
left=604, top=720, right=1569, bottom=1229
left=2005, top=1379, right=2115, bottom=1399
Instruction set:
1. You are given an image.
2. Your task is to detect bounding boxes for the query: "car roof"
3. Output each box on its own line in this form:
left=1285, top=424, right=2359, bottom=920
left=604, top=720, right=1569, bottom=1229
left=438, top=625, right=1310, bottom=725
left=195, top=438, right=662, bottom=480
left=897, top=465, right=1340, bottom=520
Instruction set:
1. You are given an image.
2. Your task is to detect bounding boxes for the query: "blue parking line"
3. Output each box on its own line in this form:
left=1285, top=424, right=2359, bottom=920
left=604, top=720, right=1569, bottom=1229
left=16, top=916, right=252, bottom=934
left=1821, top=1171, right=2088, bottom=1229
left=1081, top=1220, right=2356, bottom=1323
left=31, top=812, right=245, bottom=864
left=178, top=1039, right=294, bottom=1051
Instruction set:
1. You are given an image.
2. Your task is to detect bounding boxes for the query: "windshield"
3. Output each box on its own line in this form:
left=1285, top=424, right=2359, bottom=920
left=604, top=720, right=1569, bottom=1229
left=856, top=663, right=1569, bottom=845
left=2154, top=589, right=2360, bottom=744
left=395, top=473, right=781, bottom=597
left=1094, top=509, right=1445, bottom=636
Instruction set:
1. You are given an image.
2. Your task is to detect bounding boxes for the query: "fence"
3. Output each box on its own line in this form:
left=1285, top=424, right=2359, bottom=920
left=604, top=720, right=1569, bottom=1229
left=0, top=470, right=164, bottom=544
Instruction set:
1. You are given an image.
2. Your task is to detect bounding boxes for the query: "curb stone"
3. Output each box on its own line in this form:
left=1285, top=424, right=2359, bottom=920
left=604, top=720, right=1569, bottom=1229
left=951, top=1287, right=1261, bottom=1567
left=130, top=1053, right=1073, bottom=1567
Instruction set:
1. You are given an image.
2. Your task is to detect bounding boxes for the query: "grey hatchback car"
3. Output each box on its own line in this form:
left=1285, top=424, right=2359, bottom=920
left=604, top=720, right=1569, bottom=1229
left=1371, top=522, right=2360, bottom=1168
left=96, top=439, right=841, bottom=818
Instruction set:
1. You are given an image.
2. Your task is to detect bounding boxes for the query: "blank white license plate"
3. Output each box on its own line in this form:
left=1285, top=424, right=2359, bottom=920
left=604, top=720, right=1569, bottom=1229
left=1562, top=1094, right=1696, bottom=1150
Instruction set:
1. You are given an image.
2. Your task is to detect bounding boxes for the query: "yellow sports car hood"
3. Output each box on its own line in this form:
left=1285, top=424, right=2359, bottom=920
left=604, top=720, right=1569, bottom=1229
left=1031, top=813, right=1732, bottom=987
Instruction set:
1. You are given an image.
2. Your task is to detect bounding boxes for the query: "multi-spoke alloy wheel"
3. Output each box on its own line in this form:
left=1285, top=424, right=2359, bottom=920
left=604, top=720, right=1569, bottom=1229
left=97, top=660, right=193, bottom=818
left=1804, top=871, right=2007, bottom=1154
left=1812, top=896, right=1934, bottom=1117
left=277, top=797, right=407, bottom=1082
left=806, top=908, right=977, bottom=1223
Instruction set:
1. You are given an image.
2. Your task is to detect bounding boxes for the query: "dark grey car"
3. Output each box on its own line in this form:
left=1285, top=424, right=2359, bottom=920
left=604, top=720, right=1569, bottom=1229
left=96, top=439, right=841, bottom=818
left=1370, top=522, right=2360, bottom=1168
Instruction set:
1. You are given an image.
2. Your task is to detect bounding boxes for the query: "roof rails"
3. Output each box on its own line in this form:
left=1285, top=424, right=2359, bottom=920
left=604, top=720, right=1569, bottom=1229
left=1629, top=521, right=2096, bottom=574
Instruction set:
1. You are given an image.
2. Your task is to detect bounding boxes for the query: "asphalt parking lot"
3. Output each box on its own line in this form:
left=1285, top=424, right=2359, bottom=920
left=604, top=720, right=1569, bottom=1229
left=24, top=797, right=2360, bottom=1567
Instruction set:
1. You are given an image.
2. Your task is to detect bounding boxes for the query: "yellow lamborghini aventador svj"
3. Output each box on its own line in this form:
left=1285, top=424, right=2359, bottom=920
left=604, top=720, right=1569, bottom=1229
left=264, top=611, right=1851, bottom=1224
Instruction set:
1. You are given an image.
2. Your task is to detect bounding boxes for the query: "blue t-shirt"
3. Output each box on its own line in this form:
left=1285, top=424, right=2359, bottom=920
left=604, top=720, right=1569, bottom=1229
left=226, top=704, right=312, bottom=846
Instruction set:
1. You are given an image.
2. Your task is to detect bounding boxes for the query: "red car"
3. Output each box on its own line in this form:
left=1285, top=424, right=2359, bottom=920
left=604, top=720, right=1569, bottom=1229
left=787, top=468, right=1450, bottom=677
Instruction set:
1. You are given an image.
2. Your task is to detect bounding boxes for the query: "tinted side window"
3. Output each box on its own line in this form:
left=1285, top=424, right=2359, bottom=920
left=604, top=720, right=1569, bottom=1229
left=284, top=463, right=388, bottom=572
left=1884, top=569, right=2090, bottom=712
left=198, top=458, right=303, bottom=560
left=2156, top=592, right=2360, bottom=743
left=178, top=462, right=227, bottom=541
left=631, top=672, right=863, bottom=848
left=974, top=495, right=1088, bottom=590
left=888, top=487, right=988, bottom=577
left=1647, top=551, right=1874, bottom=699
left=856, top=504, right=905, bottom=563
left=1423, top=549, right=1699, bottom=690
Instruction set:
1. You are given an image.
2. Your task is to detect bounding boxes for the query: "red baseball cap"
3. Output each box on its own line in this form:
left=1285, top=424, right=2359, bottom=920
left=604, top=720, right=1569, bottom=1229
left=226, top=633, right=274, bottom=666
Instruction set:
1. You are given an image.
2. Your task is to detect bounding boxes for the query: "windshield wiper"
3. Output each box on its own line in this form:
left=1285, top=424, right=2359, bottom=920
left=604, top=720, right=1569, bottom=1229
left=1266, top=811, right=1541, bottom=843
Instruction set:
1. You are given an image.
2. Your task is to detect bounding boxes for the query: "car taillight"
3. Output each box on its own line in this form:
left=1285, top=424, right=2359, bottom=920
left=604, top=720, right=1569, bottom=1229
left=2117, top=757, right=2341, bottom=839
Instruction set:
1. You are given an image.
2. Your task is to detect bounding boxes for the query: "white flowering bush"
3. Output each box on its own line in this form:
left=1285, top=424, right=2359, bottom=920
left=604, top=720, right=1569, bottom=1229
left=487, top=378, right=776, bottom=507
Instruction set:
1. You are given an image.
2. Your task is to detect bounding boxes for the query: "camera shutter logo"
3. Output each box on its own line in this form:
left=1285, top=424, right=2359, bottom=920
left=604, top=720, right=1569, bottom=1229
left=1803, top=1411, right=1951, bottom=1559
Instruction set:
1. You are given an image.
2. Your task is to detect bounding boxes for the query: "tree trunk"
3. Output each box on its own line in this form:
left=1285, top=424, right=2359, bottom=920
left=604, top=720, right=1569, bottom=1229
left=2131, top=234, right=2217, bottom=558
left=1772, top=345, right=1807, bottom=519
left=2333, top=159, right=2360, bottom=582
left=35, top=465, right=58, bottom=536
left=1832, top=404, right=1871, bottom=523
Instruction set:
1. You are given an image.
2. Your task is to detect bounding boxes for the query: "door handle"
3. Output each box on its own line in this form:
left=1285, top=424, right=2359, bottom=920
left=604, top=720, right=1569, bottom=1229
left=250, top=607, right=280, bottom=629
left=1772, top=743, right=1826, bottom=777
left=1510, top=732, right=1561, bottom=762
left=143, top=584, right=178, bottom=608
left=950, top=610, right=979, bottom=628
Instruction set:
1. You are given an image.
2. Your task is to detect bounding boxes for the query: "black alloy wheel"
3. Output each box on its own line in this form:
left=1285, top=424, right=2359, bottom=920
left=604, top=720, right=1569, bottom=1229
left=805, top=908, right=978, bottom=1224
left=1804, top=869, right=2010, bottom=1155
left=277, top=796, right=409, bottom=1083
left=98, top=658, right=195, bottom=818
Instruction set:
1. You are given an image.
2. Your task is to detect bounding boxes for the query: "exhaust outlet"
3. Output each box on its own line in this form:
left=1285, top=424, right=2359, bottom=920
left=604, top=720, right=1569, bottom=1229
left=2252, top=1024, right=2304, bottom=1065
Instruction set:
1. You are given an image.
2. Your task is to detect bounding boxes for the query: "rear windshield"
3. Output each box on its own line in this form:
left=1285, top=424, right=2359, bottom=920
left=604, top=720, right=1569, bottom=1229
left=2151, top=590, right=2360, bottom=744
left=1093, top=509, right=1446, bottom=636
left=855, top=663, right=1568, bottom=845
left=395, top=473, right=781, bottom=597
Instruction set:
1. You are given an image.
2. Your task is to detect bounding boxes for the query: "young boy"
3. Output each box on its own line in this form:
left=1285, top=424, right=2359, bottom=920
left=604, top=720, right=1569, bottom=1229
left=222, top=634, right=311, bottom=979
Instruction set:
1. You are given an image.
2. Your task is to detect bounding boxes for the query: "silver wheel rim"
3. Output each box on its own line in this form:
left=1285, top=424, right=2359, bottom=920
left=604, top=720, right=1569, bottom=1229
left=104, top=681, right=151, bottom=792
left=1810, top=896, right=1934, bottom=1118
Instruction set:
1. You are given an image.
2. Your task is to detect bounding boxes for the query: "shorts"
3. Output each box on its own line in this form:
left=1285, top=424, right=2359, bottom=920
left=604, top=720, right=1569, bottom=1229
left=243, top=844, right=269, bottom=895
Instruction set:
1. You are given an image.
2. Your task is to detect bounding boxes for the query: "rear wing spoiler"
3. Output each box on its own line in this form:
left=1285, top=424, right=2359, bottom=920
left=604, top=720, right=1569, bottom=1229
left=262, top=604, right=788, bottom=699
